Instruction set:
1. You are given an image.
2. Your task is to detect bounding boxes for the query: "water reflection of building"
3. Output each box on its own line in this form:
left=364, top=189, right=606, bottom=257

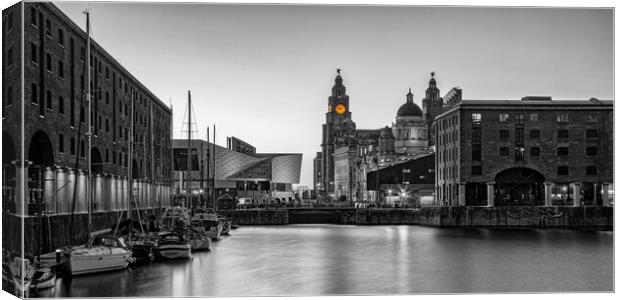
left=2, top=2, right=173, bottom=216
left=434, top=97, right=613, bottom=207
left=172, top=139, right=302, bottom=208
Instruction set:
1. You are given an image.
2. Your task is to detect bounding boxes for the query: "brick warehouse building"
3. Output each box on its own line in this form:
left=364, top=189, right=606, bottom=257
left=2, top=1, right=173, bottom=252
left=434, top=98, right=613, bottom=207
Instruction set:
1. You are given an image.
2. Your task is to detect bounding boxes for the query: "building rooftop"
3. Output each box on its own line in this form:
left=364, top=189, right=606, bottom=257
left=435, top=98, right=613, bottom=119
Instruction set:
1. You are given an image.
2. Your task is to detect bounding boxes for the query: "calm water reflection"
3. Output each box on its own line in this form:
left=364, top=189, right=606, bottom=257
left=40, top=225, right=613, bottom=297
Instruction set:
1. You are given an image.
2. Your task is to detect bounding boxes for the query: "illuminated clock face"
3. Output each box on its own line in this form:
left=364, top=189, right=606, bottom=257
left=328, top=104, right=332, bottom=113
left=335, top=104, right=346, bottom=114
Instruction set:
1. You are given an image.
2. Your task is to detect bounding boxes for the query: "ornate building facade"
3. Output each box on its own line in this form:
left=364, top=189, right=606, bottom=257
left=319, top=70, right=357, bottom=197
left=315, top=71, right=449, bottom=204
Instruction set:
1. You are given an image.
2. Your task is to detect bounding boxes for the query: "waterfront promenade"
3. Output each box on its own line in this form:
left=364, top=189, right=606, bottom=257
left=220, top=206, right=613, bottom=228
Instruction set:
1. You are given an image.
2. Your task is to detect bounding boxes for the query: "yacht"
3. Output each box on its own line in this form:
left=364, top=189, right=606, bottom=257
left=67, top=235, right=134, bottom=276
left=153, top=232, right=192, bottom=260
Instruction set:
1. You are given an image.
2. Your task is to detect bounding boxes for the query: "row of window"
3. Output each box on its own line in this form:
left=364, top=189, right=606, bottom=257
left=473, top=112, right=600, bottom=124
left=497, top=146, right=598, bottom=157
left=497, top=129, right=598, bottom=140
left=470, top=165, right=598, bottom=176
left=58, top=133, right=131, bottom=168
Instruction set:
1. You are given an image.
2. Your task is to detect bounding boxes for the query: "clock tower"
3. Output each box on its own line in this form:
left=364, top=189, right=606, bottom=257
left=318, top=69, right=357, bottom=197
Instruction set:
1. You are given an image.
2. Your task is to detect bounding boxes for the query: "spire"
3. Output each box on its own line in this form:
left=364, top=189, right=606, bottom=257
left=429, top=71, right=437, bottom=87
left=335, top=68, right=343, bottom=84
left=406, top=88, right=413, bottom=103
left=332, top=68, right=345, bottom=97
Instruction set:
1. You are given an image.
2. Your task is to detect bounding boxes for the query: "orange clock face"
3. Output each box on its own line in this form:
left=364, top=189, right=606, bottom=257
left=335, top=104, right=346, bottom=114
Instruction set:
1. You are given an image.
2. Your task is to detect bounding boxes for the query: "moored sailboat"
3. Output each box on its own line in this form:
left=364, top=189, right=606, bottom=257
left=68, top=234, right=134, bottom=276
left=152, top=232, right=192, bottom=260
left=65, top=10, right=133, bottom=276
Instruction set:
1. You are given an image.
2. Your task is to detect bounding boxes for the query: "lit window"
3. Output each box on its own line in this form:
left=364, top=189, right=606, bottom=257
left=515, top=113, right=524, bottom=124
left=585, top=114, right=599, bottom=123
left=499, top=113, right=509, bottom=122
left=557, top=113, right=569, bottom=122
left=530, top=113, right=539, bottom=122
left=472, top=113, right=481, bottom=125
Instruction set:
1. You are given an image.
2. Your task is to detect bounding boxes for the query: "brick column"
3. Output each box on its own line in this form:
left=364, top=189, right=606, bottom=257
left=602, top=182, right=610, bottom=207
left=486, top=181, right=495, bottom=207
left=458, top=182, right=466, bottom=206
left=572, top=182, right=582, bottom=207
left=544, top=182, right=553, bottom=207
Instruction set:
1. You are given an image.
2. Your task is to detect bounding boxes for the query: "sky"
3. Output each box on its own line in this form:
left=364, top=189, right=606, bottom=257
left=53, top=0, right=613, bottom=187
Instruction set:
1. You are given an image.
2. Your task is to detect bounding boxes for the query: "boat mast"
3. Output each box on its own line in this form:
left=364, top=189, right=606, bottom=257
left=128, top=77, right=133, bottom=227
left=206, top=126, right=210, bottom=207
left=150, top=100, right=155, bottom=217
left=212, top=124, right=216, bottom=209
left=85, top=9, right=92, bottom=234
left=186, top=91, right=192, bottom=210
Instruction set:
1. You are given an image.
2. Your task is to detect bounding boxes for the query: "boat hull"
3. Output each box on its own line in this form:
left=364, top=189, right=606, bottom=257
left=68, top=247, right=132, bottom=276
left=189, top=237, right=211, bottom=251
left=32, top=268, right=56, bottom=290
left=153, top=244, right=192, bottom=260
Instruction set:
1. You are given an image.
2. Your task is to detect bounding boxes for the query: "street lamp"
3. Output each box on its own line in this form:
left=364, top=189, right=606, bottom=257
left=402, top=168, right=411, bottom=207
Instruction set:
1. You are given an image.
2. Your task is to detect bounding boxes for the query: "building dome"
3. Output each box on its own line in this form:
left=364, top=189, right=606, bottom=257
left=379, top=126, right=394, bottom=139
left=396, top=101, right=423, bottom=117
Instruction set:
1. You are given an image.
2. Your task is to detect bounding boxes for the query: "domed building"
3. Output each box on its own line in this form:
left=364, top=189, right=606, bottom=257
left=392, top=88, right=429, bottom=154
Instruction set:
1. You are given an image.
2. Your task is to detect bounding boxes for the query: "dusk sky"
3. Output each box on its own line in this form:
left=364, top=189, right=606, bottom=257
left=54, top=1, right=613, bottom=187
